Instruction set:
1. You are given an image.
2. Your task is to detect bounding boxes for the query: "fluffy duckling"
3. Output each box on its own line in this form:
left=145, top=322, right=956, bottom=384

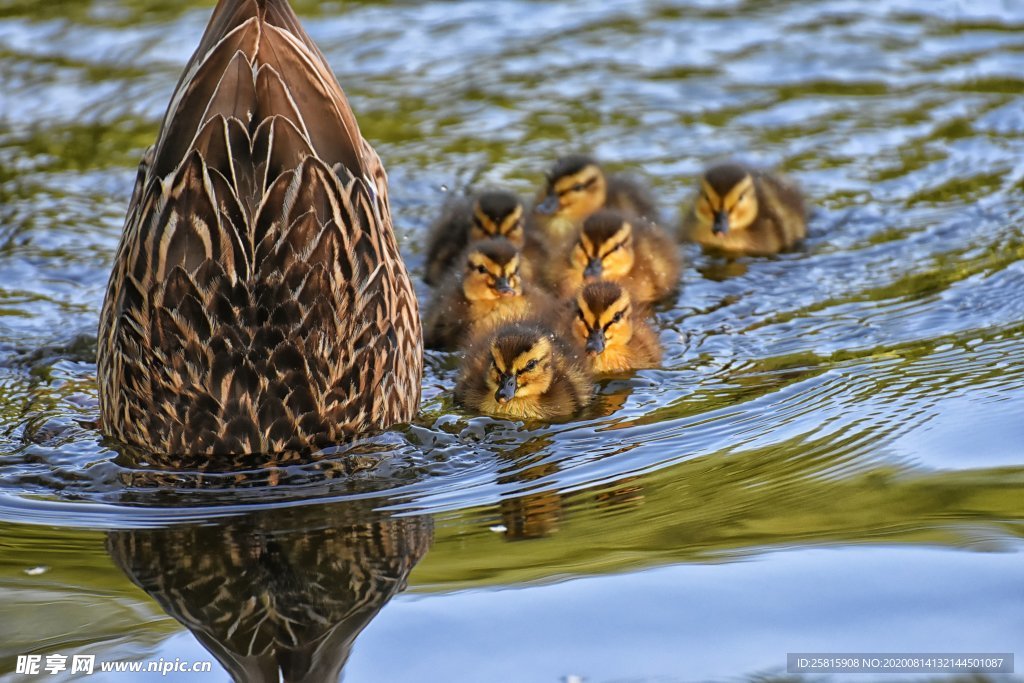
left=682, top=162, right=807, bottom=255
left=530, top=155, right=661, bottom=245
left=550, top=209, right=681, bottom=304
left=423, top=190, right=528, bottom=285
left=455, top=321, right=593, bottom=420
left=423, top=239, right=553, bottom=350
left=570, top=281, right=662, bottom=374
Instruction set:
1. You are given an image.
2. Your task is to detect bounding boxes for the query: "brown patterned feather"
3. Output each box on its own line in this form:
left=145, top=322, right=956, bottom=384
left=98, top=0, right=422, bottom=461
left=108, top=501, right=432, bottom=682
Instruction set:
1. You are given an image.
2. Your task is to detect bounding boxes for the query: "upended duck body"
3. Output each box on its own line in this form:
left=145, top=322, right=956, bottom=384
left=97, top=0, right=422, bottom=459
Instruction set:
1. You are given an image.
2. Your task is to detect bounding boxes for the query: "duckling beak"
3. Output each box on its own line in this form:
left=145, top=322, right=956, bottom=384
left=712, top=211, right=730, bottom=236
left=493, top=276, right=516, bottom=296
left=585, top=328, right=606, bottom=355
left=535, top=194, right=559, bottom=216
left=495, top=374, right=517, bottom=403
left=583, top=258, right=603, bottom=279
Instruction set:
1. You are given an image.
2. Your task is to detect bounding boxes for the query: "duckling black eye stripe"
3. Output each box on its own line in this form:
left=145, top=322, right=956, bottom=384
left=604, top=311, right=625, bottom=330
left=602, top=238, right=629, bottom=257
left=559, top=176, right=598, bottom=196
left=577, top=309, right=595, bottom=332
left=518, top=354, right=548, bottom=374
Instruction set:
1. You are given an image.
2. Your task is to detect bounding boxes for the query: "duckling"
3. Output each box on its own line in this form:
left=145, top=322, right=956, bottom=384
left=550, top=209, right=681, bottom=304
left=423, top=240, right=554, bottom=350
left=454, top=321, right=593, bottom=420
left=682, top=162, right=807, bottom=255
left=423, top=190, right=530, bottom=285
left=569, top=281, right=662, bottom=374
left=530, top=154, right=661, bottom=245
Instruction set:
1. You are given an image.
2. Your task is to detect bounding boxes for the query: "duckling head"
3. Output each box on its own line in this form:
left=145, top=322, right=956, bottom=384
left=462, top=239, right=523, bottom=301
left=534, top=155, right=608, bottom=222
left=570, top=210, right=635, bottom=282
left=486, top=324, right=555, bottom=403
left=470, top=191, right=525, bottom=247
left=573, top=281, right=634, bottom=356
left=696, top=163, right=759, bottom=236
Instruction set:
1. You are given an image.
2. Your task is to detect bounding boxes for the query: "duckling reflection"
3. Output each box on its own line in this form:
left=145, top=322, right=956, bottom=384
left=497, top=445, right=647, bottom=541
left=499, top=447, right=564, bottom=541
left=107, top=500, right=431, bottom=683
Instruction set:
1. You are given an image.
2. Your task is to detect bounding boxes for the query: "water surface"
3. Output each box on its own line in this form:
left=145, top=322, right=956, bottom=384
left=1, top=0, right=1023, bottom=681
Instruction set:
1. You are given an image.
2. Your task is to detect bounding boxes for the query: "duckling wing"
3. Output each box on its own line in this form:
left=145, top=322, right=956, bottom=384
left=678, top=198, right=701, bottom=242
left=545, top=368, right=594, bottom=418
left=631, top=319, right=663, bottom=367
left=606, top=174, right=662, bottom=225
left=422, top=275, right=470, bottom=350
left=632, top=220, right=682, bottom=303
left=757, top=173, right=808, bottom=246
left=423, top=195, right=473, bottom=285
left=453, top=336, right=494, bottom=408
left=98, top=0, right=421, bottom=455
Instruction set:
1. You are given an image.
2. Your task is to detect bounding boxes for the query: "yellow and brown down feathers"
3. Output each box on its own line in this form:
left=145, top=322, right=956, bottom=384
left=549, top=209, right=681, bottom=304
left=682, top=162, right=807, bottom=255
left=423, top=239, right=554, bottom=350
left=454, top=321, right=593, bottom=420
left=569, top=280, right=662, bottom=374
left=423, top=190, right=532, bottom=285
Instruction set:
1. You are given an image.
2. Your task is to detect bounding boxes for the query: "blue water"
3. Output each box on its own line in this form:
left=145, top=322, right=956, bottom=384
left=0, top=1, right=1022, bottom=681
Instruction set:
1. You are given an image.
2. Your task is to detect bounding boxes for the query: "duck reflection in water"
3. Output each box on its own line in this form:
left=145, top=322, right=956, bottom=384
left=107, top=500, right=431, bottom=683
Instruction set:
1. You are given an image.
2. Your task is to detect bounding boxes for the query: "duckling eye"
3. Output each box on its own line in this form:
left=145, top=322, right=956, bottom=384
left=475, top=265, right=487, bottom=274
left=522, top=359, right=539, bottom=373
left=611, top=311, right=624, bottom=324
left=605, top=238, right=629, bottom=255
left=572, top=183, right=586, bottom=192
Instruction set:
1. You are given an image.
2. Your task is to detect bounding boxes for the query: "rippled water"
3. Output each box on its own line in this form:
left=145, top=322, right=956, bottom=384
left=1, top=0, right=1023, bottom=681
